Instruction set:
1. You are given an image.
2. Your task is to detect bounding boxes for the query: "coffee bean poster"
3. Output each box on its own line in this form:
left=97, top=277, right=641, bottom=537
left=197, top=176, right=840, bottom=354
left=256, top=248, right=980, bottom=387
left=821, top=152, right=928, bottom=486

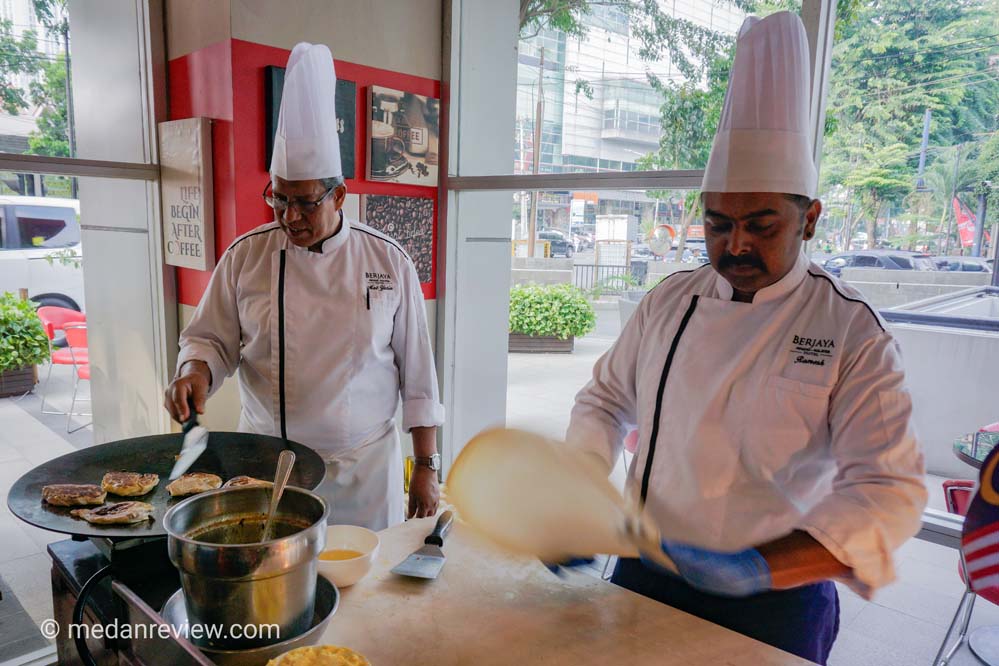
left=367, top=85, right=440, bottom=186
left=264, top=66, right=356, bottom=179
left=361, top=194, right=435, bottom=284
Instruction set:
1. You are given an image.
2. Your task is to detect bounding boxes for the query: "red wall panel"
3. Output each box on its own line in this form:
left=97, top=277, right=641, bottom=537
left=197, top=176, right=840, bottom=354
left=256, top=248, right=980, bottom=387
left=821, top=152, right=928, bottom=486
left=170, top=38, right=441, bottom=306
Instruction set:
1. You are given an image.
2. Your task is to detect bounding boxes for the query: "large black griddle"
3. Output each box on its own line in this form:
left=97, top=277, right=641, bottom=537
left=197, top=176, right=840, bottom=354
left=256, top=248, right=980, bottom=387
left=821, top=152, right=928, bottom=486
left=7, top=432, right=326, bottom=539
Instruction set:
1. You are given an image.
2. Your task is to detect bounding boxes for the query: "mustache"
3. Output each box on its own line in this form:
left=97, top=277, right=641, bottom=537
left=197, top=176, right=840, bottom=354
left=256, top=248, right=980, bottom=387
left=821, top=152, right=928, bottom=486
left=718, top=254, right=765, bottom=271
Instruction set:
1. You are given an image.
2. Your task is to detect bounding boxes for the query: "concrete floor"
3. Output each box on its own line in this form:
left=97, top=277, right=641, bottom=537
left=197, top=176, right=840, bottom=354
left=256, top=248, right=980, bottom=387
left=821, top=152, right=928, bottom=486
left=0, top=362, right=92, bottom=664
left=506, top=304, right=985, bottom=665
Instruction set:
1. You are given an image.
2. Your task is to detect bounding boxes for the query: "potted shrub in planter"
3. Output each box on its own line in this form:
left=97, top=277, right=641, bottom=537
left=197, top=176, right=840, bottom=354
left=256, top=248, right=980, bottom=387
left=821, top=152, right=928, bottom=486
left=0, top=292, right=51, bottom=397
left=509, top=283, right=596, bottom=353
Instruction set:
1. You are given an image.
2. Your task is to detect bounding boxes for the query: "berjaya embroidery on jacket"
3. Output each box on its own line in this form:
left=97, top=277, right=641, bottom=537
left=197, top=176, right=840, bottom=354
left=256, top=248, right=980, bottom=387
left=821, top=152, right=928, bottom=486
left=365, top=272, right=394, bottom=292
left=790, top=334, right=836, bottom=366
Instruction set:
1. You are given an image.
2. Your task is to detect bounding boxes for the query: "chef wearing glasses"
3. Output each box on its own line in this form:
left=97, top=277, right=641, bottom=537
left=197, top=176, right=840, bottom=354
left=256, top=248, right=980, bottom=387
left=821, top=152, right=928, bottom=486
left=164, top=42, right=444, bottom=530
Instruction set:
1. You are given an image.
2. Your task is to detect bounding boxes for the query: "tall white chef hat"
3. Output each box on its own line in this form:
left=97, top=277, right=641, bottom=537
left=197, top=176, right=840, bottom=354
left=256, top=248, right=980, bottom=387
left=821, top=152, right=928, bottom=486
left=701, top=11, right=816, bottom=198
left=270, top=42, right=342, bottom=181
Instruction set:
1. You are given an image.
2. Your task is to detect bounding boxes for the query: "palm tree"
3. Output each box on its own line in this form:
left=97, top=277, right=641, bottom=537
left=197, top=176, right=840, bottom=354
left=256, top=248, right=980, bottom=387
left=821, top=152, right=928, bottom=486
left=924, top=144, right=977, bottom=254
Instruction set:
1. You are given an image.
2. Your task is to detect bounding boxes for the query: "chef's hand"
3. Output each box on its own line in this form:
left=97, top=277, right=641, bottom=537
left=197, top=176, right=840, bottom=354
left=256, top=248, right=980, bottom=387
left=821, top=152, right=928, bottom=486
left=407, top=466, right=439, bottom=519
left=642, top=540, right=772, bottom=598
left=164, top=360, right=211, bottom=423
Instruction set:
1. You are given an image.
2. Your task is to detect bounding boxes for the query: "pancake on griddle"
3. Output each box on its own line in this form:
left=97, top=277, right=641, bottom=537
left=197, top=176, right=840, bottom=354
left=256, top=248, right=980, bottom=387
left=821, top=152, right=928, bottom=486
left=166, top=472, right=222, bottom=497
left=222, top=475, right=272, bottom=489
left=71, top=501, right=154, bottom=524
left=101, top=471, right=159, bottom=496
left=41, top=484, right=107, bottom=507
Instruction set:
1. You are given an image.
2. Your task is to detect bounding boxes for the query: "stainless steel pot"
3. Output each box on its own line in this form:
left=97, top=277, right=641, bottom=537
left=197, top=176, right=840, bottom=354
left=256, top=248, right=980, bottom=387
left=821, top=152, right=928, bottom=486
left=164, top=486, right=328, bottom=650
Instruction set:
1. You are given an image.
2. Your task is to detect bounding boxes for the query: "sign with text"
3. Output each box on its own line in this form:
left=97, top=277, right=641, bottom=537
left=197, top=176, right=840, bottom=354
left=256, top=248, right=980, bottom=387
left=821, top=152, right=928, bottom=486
left=159, top=117, right=215, bottom=271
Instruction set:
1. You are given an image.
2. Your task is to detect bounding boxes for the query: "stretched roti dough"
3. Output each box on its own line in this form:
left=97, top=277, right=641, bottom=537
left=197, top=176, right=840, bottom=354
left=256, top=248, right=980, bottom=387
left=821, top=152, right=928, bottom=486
left=447, top=428, right=675, bottom=571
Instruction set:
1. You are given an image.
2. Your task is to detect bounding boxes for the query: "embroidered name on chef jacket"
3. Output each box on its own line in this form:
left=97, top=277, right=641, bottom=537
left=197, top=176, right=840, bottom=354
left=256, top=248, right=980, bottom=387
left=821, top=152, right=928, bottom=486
left=789, top=334, right=836, bottom=367
left=365, top=271, right=394, bottom=292
left=365, top=271, right=395, bottom=310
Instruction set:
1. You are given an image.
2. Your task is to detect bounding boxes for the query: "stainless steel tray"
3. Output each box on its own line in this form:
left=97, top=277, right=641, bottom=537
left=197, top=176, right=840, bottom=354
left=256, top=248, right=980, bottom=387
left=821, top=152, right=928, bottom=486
left=160, top=575, right=339, bottom=666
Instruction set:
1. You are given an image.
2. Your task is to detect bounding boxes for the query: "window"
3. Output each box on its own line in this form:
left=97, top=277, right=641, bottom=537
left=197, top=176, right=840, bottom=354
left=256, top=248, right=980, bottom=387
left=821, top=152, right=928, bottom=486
left=589, top=4, right=629, bottom=35
left=890, top=255, right=914, bottom=270
left=853, top=255, right=880, bottom=268
left=826, top=256, right=849, bottom=269
left=817, top=2, right=998, bottom=262
left=0, top=3, right=163, bottom=663
left=515, top=2, right=744, bottom=175
left=13, top=204, right=79, bottom=248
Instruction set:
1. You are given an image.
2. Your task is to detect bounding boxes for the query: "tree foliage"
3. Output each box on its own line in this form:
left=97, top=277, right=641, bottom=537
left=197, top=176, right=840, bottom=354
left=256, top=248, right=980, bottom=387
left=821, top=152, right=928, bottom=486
left=0, top=19, right=40, bottom=115
left=821, top=0, right=999, bottom=248
left=28, top=54, right=70, bottom=157
left=31, top=0, right=69, bottom=40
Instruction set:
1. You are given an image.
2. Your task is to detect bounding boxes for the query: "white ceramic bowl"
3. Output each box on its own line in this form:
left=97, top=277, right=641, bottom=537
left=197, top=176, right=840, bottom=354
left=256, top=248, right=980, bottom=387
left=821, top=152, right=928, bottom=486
left=316, top=525, right=380, bottom=588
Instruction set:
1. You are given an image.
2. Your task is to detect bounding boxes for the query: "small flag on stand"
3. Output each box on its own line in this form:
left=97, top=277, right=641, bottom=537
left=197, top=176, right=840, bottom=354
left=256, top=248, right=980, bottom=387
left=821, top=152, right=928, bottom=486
left=961, top=444, right=999, bottom=592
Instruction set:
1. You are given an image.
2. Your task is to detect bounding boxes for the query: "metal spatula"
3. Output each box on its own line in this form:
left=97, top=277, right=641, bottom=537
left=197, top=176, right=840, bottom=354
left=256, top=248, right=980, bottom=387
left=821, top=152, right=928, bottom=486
left=391, top=511, right=454, bottom=579
left=169, top=398, right=209, bottom=480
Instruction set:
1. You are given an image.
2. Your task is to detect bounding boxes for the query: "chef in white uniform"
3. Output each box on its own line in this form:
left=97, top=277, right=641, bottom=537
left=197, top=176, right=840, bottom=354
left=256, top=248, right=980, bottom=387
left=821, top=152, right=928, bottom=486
left=564, top=13, right=926, bottom=664
left=164, top=43, right=445, bottom=530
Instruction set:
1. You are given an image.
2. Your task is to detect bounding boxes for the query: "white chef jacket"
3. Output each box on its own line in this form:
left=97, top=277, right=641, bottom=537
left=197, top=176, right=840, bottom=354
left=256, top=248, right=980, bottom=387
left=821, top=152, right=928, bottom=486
left=177, top=214, right=444, bottom=457
left=566, top=252, right=927, bottom=598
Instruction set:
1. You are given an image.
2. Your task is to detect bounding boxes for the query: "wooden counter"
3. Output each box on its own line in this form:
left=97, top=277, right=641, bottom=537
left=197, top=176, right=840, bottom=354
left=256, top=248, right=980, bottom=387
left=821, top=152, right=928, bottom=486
left=319, top=516, right=814, bottom=665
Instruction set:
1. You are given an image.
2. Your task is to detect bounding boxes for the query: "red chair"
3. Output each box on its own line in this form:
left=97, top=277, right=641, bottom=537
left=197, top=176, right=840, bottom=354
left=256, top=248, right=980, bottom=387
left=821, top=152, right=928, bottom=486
left=36, top=307, right=87, bottom=415
left=63, top=324, right=91, bottom=433
left=945, top=480, right=976, bottom=519
left=36, top=306, right=86, bottom=342
left=934, top=479, right=999, bottom=664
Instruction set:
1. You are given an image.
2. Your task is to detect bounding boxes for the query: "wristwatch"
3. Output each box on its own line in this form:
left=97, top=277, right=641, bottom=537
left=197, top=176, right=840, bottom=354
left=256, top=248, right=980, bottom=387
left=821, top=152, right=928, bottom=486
left=414, top=453, right=441, bottom=471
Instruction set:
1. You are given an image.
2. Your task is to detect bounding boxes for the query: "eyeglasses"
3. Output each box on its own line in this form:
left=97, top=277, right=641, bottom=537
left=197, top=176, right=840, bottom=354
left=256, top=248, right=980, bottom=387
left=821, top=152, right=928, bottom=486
left=262, top=182, right=335, bottom=215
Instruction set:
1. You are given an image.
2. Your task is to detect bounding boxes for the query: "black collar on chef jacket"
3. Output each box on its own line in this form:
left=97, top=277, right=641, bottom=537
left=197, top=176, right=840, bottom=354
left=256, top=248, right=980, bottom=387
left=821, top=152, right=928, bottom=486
left=296, top=210, right=350, bottom=254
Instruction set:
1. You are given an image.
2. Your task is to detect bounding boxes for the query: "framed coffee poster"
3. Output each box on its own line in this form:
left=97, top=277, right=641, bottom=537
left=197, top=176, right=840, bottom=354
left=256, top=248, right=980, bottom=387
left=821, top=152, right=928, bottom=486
left=361, top=194, right=435, bottom=284
left=367, top=85, right=439, bottom=186
left=264, top=66, right=356, bottom=178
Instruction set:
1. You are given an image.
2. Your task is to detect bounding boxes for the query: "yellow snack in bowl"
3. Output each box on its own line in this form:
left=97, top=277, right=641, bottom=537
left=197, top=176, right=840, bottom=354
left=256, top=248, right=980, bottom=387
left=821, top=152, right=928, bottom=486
left=266, top=645, right=370, bottom=666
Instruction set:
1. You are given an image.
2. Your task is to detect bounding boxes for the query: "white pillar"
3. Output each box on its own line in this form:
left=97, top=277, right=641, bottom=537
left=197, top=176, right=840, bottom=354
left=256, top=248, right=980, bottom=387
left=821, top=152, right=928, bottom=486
left=437, top=0, right=519, bottom=468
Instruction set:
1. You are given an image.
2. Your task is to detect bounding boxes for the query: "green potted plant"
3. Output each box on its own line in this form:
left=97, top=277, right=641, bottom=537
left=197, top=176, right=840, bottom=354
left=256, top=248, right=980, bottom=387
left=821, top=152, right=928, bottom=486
left=509, top=283, right=596, bottom=353
left=0, top=292, right=51, bottom=397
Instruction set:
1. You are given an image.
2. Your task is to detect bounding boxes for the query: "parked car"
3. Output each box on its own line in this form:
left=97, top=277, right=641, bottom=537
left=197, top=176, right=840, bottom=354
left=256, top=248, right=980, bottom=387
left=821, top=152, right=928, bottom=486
left=538, top=229, right=574, bottom=258
left=0, top=195, right=85, bottom=310
left=631, top=243, right=654, bottom=260
left=933, top=256, right=995, bottom=273
left=572, top=232, right=593, bottom=251
left=822, top=250, right=937, bottom=277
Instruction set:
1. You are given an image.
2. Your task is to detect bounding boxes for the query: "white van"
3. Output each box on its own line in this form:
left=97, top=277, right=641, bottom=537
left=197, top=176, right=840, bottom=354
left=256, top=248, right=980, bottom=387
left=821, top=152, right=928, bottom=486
left=0, top=195, right=85, bottom=311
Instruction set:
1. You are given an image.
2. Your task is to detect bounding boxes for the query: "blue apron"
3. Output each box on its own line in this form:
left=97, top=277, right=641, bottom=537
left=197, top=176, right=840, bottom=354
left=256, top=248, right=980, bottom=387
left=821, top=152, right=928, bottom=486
left=612, top=558, right=839, bottom=664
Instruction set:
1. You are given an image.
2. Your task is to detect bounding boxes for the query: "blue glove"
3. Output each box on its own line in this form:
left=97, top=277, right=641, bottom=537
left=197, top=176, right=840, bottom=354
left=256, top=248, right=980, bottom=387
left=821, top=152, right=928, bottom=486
left=542, top=557, right=595, bottom=577
left=641, top=540, right=772, bottom=598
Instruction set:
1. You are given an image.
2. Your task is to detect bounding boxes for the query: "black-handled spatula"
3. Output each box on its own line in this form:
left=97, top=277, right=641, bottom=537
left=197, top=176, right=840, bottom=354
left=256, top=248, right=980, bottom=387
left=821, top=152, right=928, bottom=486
left=391, top=511, right=454, bottom=579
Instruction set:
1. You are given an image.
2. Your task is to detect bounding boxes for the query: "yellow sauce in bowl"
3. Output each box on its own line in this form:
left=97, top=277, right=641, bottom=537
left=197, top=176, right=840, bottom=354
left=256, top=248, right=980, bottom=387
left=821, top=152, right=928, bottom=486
left=319, top=549, right=363, bottom=561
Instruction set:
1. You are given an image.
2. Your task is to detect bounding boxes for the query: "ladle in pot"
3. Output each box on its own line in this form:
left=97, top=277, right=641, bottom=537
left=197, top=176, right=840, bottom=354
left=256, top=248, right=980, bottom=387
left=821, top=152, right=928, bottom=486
left=262, top=449, right=296, bottom=542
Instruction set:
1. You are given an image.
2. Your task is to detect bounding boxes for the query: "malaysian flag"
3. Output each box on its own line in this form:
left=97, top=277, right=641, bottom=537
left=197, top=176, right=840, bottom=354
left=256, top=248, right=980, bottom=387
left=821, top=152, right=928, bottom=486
left=961, top=444, right=999, bottom=592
